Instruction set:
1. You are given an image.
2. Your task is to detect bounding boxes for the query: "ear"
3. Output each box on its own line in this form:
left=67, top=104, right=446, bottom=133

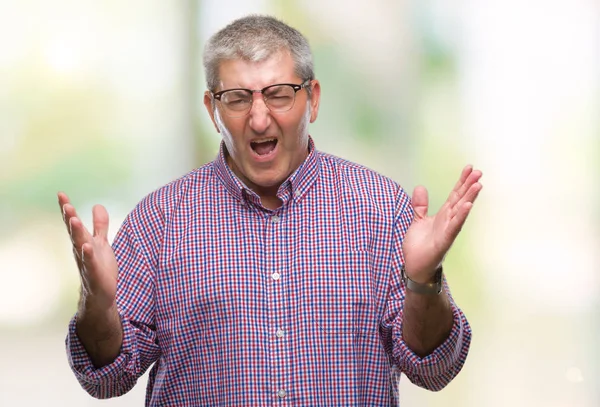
left=203, top=91, right=220, bottom=133
left=308, top=80, right=321, bottom=123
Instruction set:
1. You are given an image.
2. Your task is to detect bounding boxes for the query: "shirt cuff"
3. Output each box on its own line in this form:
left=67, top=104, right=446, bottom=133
left=396, top=300, right=472, bottom=391
left=65, top=312, right=139, bottom=398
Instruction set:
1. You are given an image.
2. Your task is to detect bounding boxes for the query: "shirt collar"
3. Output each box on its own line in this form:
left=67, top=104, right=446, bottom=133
left=213, top=136, right=321, bottom=208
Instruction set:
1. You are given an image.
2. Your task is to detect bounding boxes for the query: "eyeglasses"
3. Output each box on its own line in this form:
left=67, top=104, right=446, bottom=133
left=212, top=79, right=311, bottom=118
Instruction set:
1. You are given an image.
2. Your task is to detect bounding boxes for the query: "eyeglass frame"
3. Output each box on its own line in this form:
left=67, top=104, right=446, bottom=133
left=211, top=79, right=312, bottom=117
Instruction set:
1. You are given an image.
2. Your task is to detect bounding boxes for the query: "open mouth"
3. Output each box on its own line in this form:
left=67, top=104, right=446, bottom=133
left=250, top=138, right=278, bottom=156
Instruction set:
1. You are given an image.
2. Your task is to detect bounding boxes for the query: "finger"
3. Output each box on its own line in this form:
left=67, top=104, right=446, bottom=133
left=444, top=167, right=471, bottom=210
left=62, top=204, right=80, bottom=237
left=447, top=168, right=482, bottom=208
left=80, top=243, right=105, bottom=296
left=446, top=201, right=474, bottom=242
left=448, top=165, right=473, bottom=198
left=449, top=168, right=481, bottom=204
left=411, top=186, right=429, bottom=219
left=58, top=192, right=72, bottom=224
left=61, top=193, right=88, bottom=273
left=81, top=242, right=94, bottom=267
left=57, top=191, right=70, bottom=210
left=69, top=216, right=94, bottom=253
left=59, top=194, right=82, bottom=238
left=79, top=243, right=93, bottom=292
left=72, top=246, right=84, bottom=273
left=92, top=205, right=110, bottom=239
left=451, top=182, right=483, bottom=218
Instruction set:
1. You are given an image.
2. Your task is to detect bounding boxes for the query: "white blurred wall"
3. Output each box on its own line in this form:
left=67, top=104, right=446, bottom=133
left=0, top=0, right=597, bottom=405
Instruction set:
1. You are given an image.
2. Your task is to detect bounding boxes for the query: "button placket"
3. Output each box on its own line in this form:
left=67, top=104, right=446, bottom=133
left=266, top=210, right=289, bottom=402
left=270, top=215, right=282, bottom=282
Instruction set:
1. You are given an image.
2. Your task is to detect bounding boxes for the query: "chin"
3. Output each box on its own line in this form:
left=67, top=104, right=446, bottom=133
left=248, top=169, right=286, bottom=189
left=251, top=175, right=283, bottom=189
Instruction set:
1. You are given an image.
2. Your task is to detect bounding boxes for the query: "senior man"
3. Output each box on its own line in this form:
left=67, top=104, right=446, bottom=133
left=61, top=14, right=482, bottom=406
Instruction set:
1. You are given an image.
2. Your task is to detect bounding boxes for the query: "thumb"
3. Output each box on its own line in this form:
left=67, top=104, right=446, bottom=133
left=92, top=204, right=110, bottom=239
left=412, top=186, right=429, bottom=219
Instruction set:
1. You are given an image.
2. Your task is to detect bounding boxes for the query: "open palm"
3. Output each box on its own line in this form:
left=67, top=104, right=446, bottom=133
left=402, top=165, right=482, bottom=283
left=58, top=192, right=119, bottom=310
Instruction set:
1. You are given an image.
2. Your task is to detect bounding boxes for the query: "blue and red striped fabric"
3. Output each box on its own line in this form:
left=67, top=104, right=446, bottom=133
left=66, top=137, right=471, bottom=406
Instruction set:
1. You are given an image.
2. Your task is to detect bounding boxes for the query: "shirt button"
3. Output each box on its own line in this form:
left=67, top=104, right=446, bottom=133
left=294, top=190, right=300, bottom=197
left=271, top=215, right=280, bottom=223
left=277, top=389, right=287, bottom=398
left=276, top=329, right=285, bottom=338
left=271, top=272, right=281, bottom=281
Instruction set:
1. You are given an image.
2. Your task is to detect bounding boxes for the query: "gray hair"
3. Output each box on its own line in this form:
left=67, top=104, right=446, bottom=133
left=203, top=15, right=315, bottom=96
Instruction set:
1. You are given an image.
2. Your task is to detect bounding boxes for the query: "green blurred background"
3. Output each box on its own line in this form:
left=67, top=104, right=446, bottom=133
left=1, top=0, right=598, bottom=405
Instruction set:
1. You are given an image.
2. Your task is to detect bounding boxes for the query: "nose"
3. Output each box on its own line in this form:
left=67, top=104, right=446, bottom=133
left=248, top=94, right=271, bottom=134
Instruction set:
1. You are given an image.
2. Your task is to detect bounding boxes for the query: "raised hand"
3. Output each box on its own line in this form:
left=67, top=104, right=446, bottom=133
left=402, top=165, right=482, bottom=283
left=58, top=192, right=118, bottom=311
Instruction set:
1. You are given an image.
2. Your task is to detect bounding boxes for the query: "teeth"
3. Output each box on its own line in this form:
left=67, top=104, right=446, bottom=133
left=252, top=138, right=276, bottom=144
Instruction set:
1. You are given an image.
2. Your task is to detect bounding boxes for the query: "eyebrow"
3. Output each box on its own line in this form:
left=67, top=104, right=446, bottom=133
left=219, top=79, right=295, bottom=90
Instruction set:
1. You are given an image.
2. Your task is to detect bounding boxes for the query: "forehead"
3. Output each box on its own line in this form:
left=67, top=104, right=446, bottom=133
left=217, top=51, right=299, bottom=90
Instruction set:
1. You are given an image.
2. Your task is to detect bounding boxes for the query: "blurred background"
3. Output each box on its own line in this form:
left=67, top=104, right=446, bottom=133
left=0, top=0, right=598, bottom=405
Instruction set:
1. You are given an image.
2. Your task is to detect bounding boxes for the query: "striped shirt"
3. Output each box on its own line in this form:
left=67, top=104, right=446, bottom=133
left=66, top=137, right=471, bottom=406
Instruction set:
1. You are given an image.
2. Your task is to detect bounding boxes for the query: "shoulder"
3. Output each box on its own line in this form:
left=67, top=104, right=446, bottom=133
left=128, top=162, right=215, bottom=226
left=318, top=151, right=396, bottom=187
left=317, top=151, right=411, bottom=211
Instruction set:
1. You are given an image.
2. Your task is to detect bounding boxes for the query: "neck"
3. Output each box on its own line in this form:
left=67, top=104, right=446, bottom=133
left=222, top=138, right=310, bottom=211
left=225, top=154, right=283, bottom=210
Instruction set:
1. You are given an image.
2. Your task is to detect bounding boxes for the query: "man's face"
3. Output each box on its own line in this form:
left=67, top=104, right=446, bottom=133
left=204, top=51, right=321, bottom=197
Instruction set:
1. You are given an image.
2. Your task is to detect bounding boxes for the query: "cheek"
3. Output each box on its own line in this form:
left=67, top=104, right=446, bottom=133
left=279, top=106, right=310, bottom=142
left=215, top=110, right=243, bottom=154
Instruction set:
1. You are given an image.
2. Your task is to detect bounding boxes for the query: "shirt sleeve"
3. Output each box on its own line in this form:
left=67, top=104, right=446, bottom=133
left=65, top=214, right=161, bottom=399
left=392, top=277, right=472, bottom=391
left=381, top=186, right=472, bottom=392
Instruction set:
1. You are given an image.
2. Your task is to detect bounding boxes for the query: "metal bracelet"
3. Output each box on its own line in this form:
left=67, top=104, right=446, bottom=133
left=401, top=265, right=443, bottom=295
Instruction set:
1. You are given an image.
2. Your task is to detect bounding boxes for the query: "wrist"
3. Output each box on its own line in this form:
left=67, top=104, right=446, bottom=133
left=403, top=262, right=443, bottom=284
left=401, top=265, right=444, bottom=295
left=77, top=298, right=119, bottom=330
left=78, top=284, right=117, bottom=312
